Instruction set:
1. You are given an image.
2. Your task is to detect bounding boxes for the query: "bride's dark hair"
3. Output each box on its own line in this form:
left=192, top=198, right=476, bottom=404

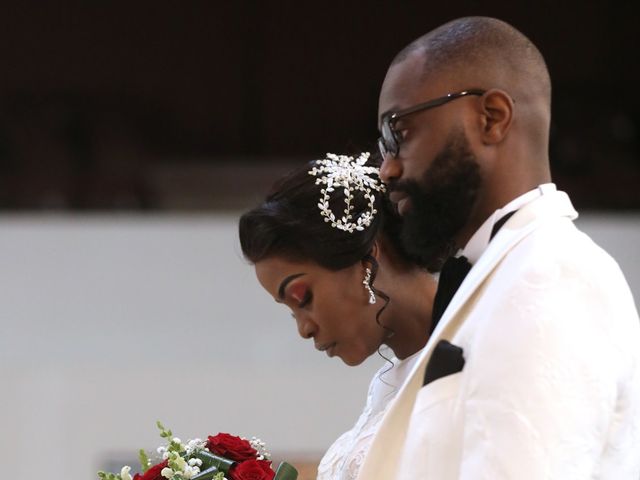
left=238, top=151, right=417, bottom=270
left=239, top=152, right=424, bottom=352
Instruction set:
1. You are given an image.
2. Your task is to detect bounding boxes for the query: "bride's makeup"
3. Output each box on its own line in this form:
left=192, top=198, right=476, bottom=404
left=287, top=283, right=307, bottom=304
left=288, top=283, right=313, bottom=308
left=277, top=273, right=305, bottom=301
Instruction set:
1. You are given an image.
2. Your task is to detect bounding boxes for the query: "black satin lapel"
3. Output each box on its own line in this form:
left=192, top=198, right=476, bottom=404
left=431, top=256, right=472, bottom=333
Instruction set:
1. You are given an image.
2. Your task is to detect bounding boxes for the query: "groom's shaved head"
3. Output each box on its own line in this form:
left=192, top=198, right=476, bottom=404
left=378, top=17, right=554, bottom=266
left=393, top=16, right=551, bottom=108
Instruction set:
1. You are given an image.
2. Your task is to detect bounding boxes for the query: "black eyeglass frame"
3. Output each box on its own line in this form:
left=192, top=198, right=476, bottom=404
left=378, top=89, right=486, bottom=158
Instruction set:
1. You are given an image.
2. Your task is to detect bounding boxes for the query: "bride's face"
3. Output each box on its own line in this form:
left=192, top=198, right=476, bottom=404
left=255, top=256, right=387, bottom=366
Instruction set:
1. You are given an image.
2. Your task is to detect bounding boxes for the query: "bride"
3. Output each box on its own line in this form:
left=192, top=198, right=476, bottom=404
left=238, top=152, right=436, bottom=479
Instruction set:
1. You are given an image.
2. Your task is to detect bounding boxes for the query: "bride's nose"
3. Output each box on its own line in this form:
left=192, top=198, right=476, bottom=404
left=295, top=313, right=317, bottom=339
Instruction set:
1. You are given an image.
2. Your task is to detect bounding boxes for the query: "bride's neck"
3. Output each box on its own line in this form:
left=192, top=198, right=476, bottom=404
left=379, top=266, right=436, bottom=360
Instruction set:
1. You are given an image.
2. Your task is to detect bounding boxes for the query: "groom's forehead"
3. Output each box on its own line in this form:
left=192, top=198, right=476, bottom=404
left=378, top=55, right=441, bottom=120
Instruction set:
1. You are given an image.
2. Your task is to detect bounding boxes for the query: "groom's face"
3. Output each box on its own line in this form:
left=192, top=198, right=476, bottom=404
left=378, top=55, right=482, bottom=270
left=393, top=130, right=482, bottom=270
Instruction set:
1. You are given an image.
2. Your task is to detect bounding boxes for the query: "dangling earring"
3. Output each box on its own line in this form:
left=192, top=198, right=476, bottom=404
left=363, top=267, right=377, bottom=304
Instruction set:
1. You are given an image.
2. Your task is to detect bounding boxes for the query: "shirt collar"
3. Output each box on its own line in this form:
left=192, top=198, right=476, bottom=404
left=461, top=183, right=556, bottom=264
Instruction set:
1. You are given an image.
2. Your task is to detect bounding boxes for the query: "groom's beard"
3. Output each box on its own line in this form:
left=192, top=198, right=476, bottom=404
left=392, top=130, right=482, bottom=272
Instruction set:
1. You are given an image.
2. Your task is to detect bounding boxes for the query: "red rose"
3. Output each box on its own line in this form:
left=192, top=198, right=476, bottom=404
left=207, top=433, right=257, bottom=462
left=229, top=459, right=275, bottom=480
left=132, top=460, right=168, bottom=480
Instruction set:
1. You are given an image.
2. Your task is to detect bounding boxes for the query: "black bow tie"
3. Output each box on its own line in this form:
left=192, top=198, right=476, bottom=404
left=430, top=255, right=472, bottom=333
left=429, top=210, right=517, bottom=333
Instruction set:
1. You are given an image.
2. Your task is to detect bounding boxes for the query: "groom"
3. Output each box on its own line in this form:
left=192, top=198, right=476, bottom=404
left=358, top=17, right=640, bottom=479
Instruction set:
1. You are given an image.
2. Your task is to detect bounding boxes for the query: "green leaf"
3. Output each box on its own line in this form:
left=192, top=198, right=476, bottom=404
left=97, top=472, right=120, bottom=480
left=193, top=450, right=235, bottom=473
left=156, top=420, right=173, bottom=439
left=190, top=466, right=220, bottom=480
left=273, top=462, right=298, bottom=480
left=139, top=449, right=151, bottom=473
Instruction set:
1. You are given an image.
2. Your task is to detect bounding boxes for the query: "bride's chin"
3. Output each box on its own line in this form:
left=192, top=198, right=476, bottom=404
left=341, top=356, right=366, bottom=367
left=338, top=349, right=369, bottom=367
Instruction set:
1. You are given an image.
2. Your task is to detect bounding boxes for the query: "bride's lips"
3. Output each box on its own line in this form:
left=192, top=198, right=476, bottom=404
left=315, top=342, right=337, bottom=356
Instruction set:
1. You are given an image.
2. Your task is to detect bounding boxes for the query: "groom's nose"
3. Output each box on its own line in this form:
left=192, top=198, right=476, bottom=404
left=380, top=154, right=402, bottom=183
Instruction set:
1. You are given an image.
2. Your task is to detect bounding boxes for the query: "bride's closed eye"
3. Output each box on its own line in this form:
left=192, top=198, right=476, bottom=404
left=288, top=283, right=313, bottom=308
left=298, top=290, right=313, bottom=308
left=288, top=288, right=312, bottom=320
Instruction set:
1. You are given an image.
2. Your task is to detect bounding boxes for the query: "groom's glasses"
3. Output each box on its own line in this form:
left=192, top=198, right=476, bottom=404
left=377, top=89, right=486, bottom=158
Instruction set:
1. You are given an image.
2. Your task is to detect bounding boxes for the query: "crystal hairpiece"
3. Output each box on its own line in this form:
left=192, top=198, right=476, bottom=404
left=308, top=152, right=386, bottom=233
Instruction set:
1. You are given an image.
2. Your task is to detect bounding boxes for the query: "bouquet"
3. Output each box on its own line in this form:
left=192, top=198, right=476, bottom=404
left=98, top=422, right=298, bottom=480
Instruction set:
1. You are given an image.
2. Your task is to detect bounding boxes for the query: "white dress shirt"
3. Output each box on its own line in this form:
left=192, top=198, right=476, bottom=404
left=462, top=183, right=557, bottom=264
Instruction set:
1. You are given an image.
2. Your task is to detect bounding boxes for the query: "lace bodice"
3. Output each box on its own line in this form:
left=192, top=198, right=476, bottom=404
left=317, top=352, right=421, bottom=480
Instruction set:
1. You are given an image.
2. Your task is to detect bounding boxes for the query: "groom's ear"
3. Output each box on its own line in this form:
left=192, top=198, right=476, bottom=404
left=478, top=89, right=514, bottom=145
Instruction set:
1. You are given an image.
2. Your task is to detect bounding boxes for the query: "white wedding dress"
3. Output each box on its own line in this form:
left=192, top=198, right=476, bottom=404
left=316, top=350, right=421, bottom=480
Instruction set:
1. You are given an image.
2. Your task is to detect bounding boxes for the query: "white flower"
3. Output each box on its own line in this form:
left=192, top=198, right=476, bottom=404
left=250, top=436, right=271, bottom=460
left=174, top=456, right=187, bottom=470
left=120, top=466, right=133, bottom=480
left=188, top=458, right=203, bottom=467
left=185, top=438, right=206, bottom=456
left=161, top=467, right=174, bottom=479
left=182, top=465, right=201, bottom=479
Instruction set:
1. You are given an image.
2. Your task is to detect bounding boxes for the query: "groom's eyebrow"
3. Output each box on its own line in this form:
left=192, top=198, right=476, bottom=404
left=278, top=273, right=306, bottom=300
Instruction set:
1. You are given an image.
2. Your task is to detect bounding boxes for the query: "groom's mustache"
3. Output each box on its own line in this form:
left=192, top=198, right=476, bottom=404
left=385, top=180, right=423, bottom=203
left=385, top=179, right=409, bottom=194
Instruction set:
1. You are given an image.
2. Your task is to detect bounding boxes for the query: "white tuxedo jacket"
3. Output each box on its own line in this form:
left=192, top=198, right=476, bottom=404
left=356, top=190, right=640, bottom=479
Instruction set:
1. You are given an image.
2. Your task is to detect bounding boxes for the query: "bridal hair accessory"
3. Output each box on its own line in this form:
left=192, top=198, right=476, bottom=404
left=363, top=267, right=377, bottom=304
left=308, top=152, right=386, bottom=233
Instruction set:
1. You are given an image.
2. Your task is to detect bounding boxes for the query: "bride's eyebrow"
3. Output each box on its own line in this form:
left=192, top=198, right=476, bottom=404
left=278, top=273, right=306, bottom=300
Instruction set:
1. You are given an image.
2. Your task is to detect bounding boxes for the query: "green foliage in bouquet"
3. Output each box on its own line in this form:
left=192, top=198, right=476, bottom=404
left=98, top=421, right=297, bottom=480
left=139, top=450, right=151, bottom=474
